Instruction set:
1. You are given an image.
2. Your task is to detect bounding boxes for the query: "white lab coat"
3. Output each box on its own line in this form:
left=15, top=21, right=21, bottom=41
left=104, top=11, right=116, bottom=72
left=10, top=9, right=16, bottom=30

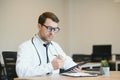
left=16, top=34, right=76, bottom=78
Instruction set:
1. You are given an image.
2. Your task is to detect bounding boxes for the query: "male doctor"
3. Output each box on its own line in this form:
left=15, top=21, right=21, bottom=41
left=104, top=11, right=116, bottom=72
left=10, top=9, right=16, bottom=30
left=16, top=12, right=79, bottom=78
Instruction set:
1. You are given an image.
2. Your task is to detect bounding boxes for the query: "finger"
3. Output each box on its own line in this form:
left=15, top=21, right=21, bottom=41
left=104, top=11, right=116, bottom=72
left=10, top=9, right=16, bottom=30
left=72, top=67, right=81, bottom=72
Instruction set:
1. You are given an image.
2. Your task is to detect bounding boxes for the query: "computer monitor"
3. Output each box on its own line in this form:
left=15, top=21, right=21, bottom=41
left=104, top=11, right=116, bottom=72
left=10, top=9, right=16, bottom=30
left=91, top=45, right=112, bottom=62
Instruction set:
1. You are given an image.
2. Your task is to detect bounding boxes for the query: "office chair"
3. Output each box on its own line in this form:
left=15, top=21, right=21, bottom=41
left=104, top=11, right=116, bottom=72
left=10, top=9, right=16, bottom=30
left=0, top=62, right=2, bottom=80
left=2, top=51, right=17, bottom=80
left=0, top=62, right=6, bottom=80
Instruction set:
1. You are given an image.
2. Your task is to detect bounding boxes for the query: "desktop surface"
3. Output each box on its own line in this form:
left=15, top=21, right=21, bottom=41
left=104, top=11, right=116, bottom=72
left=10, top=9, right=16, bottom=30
left=14, top=71, right=120, bottom=80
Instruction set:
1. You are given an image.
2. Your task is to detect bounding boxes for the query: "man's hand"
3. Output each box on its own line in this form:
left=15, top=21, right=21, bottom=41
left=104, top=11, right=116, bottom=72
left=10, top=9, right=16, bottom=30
left=70, top=67, right=82, bottom=73
left=51, top=55, right=66, bottom=70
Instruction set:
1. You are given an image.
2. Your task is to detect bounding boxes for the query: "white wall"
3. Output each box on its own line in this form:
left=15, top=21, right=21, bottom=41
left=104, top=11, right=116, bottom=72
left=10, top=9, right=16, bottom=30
left=68, top=0, right=120, bottom=55
left=0, top=0, right=120, bottom=63
left=0, top=0, right=68, bottom=63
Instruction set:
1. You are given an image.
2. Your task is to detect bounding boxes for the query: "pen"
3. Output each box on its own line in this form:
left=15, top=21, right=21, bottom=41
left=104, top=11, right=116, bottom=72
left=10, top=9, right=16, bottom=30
left=55, top=54, right=66, bottom=61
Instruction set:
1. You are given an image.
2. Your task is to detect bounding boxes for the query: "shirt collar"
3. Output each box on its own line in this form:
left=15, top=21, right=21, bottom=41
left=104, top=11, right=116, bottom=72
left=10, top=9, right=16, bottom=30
left=34, top=34, right=52, bottom=46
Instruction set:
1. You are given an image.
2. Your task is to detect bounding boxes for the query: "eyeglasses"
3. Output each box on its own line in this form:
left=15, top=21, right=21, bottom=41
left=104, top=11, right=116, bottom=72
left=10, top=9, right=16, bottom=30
left=42, top=24, right=60, bottom=33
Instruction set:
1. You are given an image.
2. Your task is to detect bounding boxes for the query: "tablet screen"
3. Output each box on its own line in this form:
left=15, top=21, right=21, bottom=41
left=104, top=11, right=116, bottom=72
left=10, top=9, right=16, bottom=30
left=61, top=60, right=90, bottom=73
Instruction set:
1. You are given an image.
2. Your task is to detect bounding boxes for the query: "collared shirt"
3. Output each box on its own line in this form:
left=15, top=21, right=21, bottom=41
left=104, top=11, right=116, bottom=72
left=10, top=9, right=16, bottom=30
left=16, top=34, right=76, bottom=78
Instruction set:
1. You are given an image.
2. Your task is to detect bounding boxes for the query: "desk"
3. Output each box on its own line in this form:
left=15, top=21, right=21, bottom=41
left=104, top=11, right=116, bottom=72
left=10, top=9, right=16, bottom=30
left=109, top=60, right=120, bottom=71
left=81, top=61, right=120, bottom=71
left=81, top=62, right=101, bottom=69
left=116, top=61, right=120, bottom=71
left=14, top=71, right=120, bottom=80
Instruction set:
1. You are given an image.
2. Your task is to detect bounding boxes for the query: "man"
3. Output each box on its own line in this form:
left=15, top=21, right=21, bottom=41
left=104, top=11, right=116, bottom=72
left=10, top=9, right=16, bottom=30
left=16, top=12, right=78, bottom=78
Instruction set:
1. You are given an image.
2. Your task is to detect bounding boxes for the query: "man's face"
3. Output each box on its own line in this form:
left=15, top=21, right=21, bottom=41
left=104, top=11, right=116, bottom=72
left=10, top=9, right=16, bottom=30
left=38, top=18, right=58, bottom=42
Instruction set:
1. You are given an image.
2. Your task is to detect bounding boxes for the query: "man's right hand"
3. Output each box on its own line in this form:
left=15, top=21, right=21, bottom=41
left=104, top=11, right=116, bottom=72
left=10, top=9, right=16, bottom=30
left=51, top=55, right=66, bottom=70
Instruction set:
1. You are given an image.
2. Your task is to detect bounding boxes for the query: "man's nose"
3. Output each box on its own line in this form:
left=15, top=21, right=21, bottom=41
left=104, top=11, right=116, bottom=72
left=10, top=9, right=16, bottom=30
left=50, top=30, right=55, bottom=35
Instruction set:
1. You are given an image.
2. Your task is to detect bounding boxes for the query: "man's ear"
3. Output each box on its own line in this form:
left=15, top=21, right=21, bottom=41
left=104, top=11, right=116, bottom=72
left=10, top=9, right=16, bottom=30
left=38, top=23, right=42, bottom=30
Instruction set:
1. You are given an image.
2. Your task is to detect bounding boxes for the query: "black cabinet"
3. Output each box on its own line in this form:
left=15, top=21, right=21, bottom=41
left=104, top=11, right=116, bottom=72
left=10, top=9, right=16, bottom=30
left=72, top=54, right=91, bottom=62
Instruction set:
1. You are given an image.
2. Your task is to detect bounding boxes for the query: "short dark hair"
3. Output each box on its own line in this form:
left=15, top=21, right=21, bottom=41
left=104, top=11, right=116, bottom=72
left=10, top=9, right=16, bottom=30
left=38, top=12, right=59, bottom=25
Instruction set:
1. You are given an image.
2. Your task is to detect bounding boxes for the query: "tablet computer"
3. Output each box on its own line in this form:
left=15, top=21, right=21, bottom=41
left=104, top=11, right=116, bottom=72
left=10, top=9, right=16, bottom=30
left=61, top=60, right=90, bottom=73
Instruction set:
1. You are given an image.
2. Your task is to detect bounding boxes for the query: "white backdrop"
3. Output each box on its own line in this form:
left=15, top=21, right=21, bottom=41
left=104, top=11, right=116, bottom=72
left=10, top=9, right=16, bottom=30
left=0, top=0, right=120, bottom=64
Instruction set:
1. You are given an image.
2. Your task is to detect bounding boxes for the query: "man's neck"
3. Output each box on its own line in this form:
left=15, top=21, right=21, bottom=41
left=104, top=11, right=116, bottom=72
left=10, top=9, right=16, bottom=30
left=37, top=33, right=49, bottom=44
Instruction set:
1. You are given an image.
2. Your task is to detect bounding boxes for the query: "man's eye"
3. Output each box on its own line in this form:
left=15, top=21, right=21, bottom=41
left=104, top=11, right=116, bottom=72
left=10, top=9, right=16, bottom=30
left=48, top=27, right=53, bottom=30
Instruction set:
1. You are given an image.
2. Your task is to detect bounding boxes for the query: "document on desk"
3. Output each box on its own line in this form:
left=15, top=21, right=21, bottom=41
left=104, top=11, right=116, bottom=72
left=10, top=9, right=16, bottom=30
left=61, top=72, right=98, bottom=77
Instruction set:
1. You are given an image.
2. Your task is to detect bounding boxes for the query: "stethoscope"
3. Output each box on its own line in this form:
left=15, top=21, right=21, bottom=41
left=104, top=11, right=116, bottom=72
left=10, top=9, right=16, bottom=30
left=31, top=37, right=41, bottom=65
left=31, top=36, right=58, bottom=66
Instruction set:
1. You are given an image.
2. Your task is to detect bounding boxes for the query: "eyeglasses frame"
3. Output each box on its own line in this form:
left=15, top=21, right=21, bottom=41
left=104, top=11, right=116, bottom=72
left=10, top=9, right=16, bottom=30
left=42, top=24, right=60, bottom=33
